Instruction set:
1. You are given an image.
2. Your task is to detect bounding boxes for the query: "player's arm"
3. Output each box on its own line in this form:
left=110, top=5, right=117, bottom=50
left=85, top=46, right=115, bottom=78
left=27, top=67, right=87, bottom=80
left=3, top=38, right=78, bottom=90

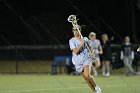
left=72, top=39, right=86, bottom=54
left=120, top=51, right=124, bottom=60
left=120, top=45, right=124, bottom=60
left=98, top=40, right=103, bottom=54
left=131, top=51, right=134, bottom=60
left=98, top=45, right=103, bottom=54
left=131, top=45, right=134, bottom=60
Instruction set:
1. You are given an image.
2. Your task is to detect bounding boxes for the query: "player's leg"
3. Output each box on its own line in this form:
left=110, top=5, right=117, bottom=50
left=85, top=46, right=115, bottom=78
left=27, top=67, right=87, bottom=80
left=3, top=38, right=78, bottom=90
left=105, top=60, right=110, bottom=76
left=93, top=58, right=101, bottom=76
left=84, top=65, right=97, bottom=89
left=127, top=56, right=134, bottom=74
left=123, top=57, right=130, bottom=75
left=83, top=65, right=102, bottom=93
left=81, top=72, right=95, bottom=92
left=94, top=58, right=101, bottom=69
left=92, top=66, right=98, bottom=76
left=102, top=61, right=106, bottom=76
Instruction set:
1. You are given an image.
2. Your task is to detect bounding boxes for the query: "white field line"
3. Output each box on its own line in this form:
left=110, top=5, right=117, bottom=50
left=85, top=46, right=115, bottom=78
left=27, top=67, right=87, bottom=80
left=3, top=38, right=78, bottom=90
left=0, top=84, right=139, bottom=93
left=0, top=87, right=85, bottom=93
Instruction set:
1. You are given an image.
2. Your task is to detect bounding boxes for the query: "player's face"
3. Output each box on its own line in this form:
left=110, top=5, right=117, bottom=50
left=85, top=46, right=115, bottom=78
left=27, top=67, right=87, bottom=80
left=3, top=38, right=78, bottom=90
left=89, top=35, right=96, bottom=41
left=124, top=36, right=130, bottom=43
left=102, top=34, right=108, bottom=41
left=73, top=29, right=80, bottom=37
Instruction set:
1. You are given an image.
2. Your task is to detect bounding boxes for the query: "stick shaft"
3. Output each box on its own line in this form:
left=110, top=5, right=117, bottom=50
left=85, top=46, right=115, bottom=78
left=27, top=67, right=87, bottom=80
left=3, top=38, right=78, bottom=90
left=72, top=22, right=93, bottom=58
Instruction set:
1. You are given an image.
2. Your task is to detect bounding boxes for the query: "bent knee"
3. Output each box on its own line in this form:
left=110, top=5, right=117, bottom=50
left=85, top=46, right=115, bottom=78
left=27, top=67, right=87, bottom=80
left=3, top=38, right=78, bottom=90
left=95, top=64, right=100, bottom=68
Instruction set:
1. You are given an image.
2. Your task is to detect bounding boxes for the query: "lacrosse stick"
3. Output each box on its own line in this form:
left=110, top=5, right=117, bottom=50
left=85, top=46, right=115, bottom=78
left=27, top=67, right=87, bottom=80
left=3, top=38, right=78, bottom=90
left=67, top=15, right=95, bottom=60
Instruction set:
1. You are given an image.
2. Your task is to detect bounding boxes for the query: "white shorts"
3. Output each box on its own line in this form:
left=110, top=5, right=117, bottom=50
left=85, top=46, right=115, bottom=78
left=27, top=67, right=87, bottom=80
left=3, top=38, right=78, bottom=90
left=74, top=58, right=92, bottom=73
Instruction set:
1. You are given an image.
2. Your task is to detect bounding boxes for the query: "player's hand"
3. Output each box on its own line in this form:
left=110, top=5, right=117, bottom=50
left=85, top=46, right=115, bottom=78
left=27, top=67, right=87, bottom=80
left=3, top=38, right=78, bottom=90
left=99, top=51, right=103, bottom=54
left=84, top=37, right=88, bottom=42
left=80, top=38, right=86, bottom=46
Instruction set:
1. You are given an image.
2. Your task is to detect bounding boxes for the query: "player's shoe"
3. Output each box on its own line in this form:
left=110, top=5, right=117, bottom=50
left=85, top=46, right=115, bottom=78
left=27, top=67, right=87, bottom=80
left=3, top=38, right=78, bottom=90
left=95, top=86, right=102, bottom=93
left=102, top=72, right=105, bottom=76
left=105, top=72, right=110, bottom=77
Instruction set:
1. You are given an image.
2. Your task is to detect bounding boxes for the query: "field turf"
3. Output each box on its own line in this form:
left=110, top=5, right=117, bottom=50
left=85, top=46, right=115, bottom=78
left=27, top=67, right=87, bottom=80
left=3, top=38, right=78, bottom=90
left=0, top=74, right=139, bottom=93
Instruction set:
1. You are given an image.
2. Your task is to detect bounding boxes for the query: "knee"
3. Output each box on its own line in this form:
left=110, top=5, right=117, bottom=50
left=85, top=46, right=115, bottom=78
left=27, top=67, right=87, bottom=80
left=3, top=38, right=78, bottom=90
left=95, top=64, right=100, bottom=68
left=95, top=61, right=101, bottom=68
left=97, top=64, right=101, bottom=68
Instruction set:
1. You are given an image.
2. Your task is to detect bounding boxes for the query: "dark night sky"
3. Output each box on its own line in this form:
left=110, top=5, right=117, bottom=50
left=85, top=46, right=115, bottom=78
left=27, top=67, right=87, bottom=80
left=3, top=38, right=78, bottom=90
left=0, top=0, right=140, bottom=45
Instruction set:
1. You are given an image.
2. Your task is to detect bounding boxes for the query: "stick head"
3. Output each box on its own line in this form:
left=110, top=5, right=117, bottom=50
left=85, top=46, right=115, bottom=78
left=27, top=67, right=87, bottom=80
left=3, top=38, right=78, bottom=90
left=67, top=15, right=77, bottom=23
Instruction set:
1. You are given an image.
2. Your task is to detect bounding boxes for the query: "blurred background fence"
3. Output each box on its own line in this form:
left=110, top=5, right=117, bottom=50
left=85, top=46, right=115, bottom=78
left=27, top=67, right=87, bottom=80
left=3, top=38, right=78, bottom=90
left=0, top=44, right=139, bottom=74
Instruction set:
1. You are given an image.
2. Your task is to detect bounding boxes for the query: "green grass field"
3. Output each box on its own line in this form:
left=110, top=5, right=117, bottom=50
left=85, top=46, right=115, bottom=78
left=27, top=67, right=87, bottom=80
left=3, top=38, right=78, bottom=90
left=0, top=74, right=139, bottom=93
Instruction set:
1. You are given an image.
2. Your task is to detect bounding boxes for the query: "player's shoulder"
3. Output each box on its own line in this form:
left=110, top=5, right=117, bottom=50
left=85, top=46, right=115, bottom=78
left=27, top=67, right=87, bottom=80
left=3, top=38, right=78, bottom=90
left=95, top=39, right=100, bottom=42
left=69, top=37, right=75, bottom=40
left=69, top=37, right=75, bottom=43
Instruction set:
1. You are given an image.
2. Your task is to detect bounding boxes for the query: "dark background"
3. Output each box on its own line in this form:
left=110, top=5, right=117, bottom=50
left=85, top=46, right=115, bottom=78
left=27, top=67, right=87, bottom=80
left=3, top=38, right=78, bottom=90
left=0, top=0, right=140, bottom=46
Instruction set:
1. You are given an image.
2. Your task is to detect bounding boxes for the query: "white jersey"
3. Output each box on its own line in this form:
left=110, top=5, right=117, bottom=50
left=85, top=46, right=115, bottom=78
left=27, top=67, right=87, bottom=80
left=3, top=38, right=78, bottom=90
left=69, top=37, right=92, bottom=73
left=89, top=39, right=101, bottom=57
